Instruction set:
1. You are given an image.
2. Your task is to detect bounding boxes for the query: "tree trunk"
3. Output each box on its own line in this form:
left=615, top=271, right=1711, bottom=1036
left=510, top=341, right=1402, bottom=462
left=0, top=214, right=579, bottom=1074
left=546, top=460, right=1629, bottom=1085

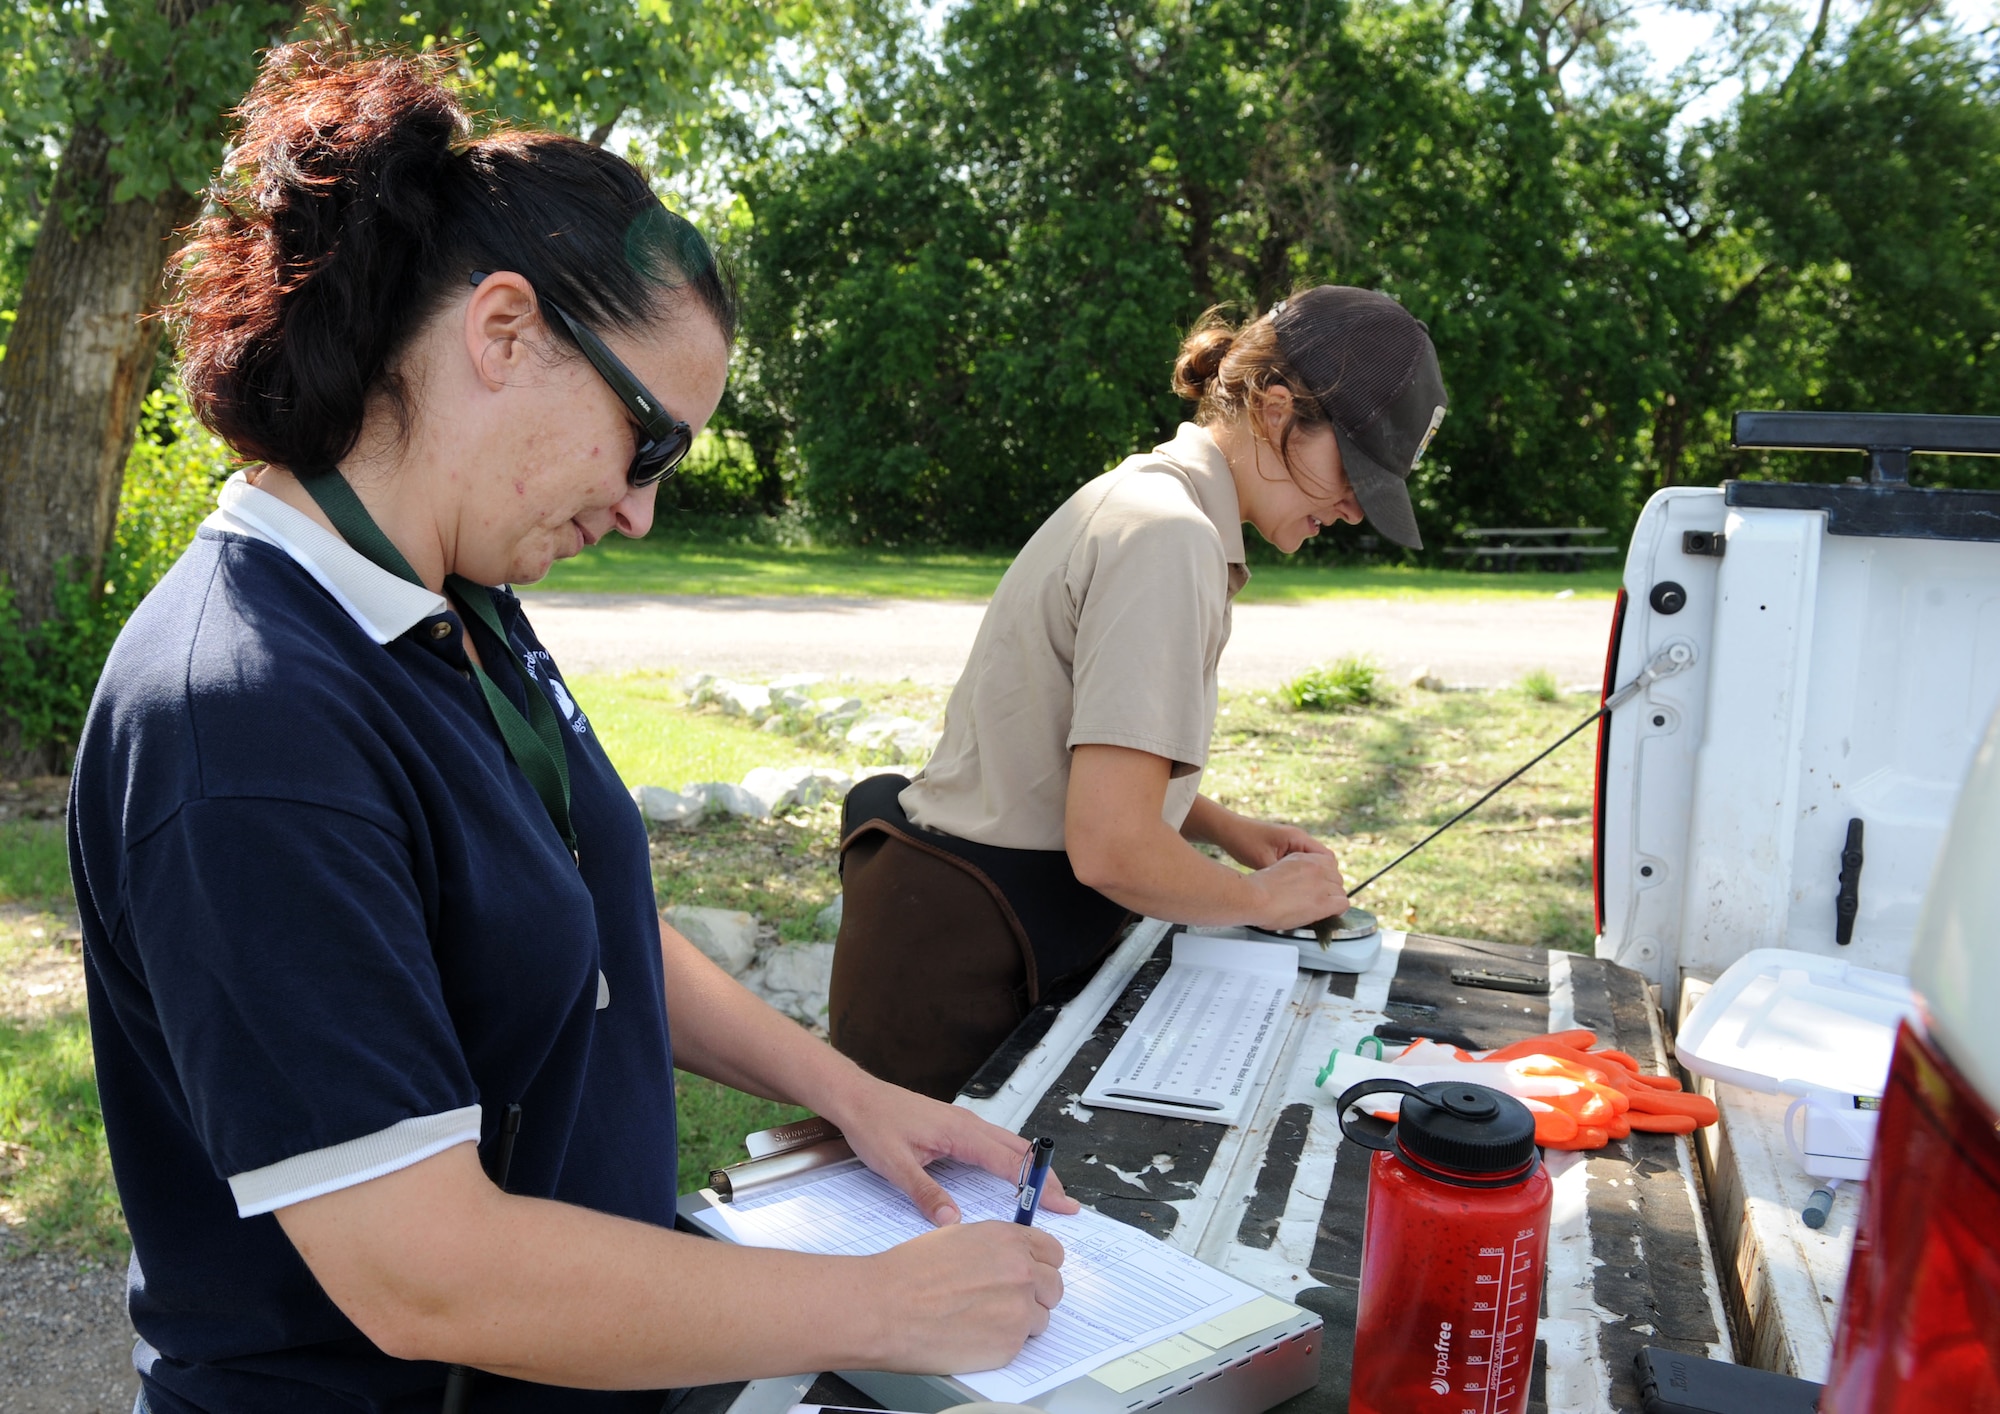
left=0, top=123, right=199, bottom=773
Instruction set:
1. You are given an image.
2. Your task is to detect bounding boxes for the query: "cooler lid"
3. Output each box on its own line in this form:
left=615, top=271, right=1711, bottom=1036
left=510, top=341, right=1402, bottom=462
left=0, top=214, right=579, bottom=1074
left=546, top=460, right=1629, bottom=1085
left=1675, top=947, right=1917, bottom=1099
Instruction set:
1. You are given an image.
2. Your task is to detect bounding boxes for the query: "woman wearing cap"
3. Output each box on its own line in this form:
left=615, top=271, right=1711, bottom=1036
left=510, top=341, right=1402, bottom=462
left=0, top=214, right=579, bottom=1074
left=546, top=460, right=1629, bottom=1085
left=69, top=45, right=1069, bottom=1413
left=831, top=288, right=1448, bottom=1099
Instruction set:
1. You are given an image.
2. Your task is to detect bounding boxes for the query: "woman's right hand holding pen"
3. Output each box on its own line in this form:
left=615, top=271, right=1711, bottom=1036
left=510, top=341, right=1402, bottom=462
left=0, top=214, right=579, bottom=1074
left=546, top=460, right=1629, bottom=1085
left=869, top=1220, right=1067, bottom=1373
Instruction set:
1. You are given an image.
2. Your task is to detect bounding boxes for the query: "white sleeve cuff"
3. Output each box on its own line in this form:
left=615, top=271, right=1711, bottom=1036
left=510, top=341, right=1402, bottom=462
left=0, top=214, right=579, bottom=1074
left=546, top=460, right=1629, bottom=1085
left=227, top=1105, right=484, bottom=1217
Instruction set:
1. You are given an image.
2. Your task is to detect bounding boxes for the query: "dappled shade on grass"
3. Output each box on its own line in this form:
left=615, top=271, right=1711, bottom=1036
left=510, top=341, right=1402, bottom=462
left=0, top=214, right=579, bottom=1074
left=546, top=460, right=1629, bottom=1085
left=1204, top=690, right=1596, bottom=951
left=0, top=1009, right=124, bottom=1258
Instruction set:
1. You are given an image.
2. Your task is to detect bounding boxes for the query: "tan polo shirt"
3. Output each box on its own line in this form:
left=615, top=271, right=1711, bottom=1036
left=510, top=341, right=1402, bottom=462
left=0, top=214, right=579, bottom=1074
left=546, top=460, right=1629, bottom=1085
left=900, top=422, right=1250, bottom=850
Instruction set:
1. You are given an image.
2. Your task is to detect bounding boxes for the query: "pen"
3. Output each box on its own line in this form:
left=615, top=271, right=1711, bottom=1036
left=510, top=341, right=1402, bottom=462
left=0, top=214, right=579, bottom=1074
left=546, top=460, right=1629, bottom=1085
left=1014, top=1136, right=1056, bottom=1226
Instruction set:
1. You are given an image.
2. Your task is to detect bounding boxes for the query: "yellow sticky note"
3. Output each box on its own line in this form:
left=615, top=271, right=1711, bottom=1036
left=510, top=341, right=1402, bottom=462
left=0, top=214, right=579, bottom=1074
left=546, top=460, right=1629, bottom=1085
left=1089, top=1349, right=1176, bottom=1393
left=1184, top=1295, right=1300, bottom=1350
left=1141, top=1333, right=1217, bottom=1368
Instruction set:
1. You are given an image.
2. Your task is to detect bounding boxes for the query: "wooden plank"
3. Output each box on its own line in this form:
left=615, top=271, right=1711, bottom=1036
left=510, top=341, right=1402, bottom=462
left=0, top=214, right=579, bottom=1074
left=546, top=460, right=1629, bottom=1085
left=1676, top=980, right=1854, bottom=1381
left=942, top=928, right=1733, bottom=1414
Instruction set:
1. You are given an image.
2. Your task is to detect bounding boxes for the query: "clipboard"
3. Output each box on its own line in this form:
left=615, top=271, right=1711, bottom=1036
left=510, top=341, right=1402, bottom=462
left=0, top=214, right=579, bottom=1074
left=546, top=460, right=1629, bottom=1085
left=681, top=1128, right=1321, bottom=1414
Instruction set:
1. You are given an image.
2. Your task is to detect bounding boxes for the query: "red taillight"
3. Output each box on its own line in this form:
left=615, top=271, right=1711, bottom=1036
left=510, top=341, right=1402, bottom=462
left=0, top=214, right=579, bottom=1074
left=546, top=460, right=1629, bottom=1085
left=1592, top=589, right=1629, bottom=938
left=1823, top=1020, right=2000, bottom=1414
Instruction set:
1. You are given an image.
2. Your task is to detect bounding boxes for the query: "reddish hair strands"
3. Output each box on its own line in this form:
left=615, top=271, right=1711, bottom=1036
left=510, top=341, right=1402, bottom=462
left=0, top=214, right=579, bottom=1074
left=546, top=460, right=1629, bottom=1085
left=171, top=42, right=735, bottom=475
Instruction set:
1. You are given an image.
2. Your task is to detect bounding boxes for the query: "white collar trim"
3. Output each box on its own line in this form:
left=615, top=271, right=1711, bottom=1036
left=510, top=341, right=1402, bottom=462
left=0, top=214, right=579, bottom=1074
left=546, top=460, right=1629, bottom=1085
left=204, top=473, right=449, bottom=645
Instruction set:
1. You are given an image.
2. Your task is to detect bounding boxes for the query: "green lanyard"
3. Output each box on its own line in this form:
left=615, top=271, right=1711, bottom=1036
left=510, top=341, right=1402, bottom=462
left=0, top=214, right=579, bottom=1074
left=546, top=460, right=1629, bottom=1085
left=300, top=471, right=579, bottom=860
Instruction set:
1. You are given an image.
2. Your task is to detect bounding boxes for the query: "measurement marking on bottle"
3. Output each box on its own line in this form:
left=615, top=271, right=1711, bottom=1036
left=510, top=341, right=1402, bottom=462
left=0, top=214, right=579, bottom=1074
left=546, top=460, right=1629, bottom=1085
left=1459, top=1230, right=1539, bottom=1414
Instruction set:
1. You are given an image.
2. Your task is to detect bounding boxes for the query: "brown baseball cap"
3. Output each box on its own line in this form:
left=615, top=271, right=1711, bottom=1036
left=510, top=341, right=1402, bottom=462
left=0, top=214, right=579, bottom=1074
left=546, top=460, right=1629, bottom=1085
left=1269, top=286, right=1446, bottom=550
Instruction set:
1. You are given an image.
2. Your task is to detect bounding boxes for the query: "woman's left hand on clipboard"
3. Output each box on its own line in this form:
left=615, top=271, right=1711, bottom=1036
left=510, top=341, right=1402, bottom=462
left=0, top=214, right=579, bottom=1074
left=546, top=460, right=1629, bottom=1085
left=832, top=1077, right=1081, bottom=1227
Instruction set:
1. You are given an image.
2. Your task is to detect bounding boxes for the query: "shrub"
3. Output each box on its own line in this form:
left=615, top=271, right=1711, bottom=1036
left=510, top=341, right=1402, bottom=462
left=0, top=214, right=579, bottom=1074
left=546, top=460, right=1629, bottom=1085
left=1519, top=666, right=1560, bottom=703
left=1281, top=657, right=1388, bottom=712
left=657, top=429, right=768, bottom=519
left=0, top=385, right=233, bottom=765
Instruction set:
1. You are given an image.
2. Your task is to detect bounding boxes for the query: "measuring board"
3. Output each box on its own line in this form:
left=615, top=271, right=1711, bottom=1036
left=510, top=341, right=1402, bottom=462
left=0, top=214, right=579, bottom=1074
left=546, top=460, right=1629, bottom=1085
left=1080, top=935, right=1298, bottom=1126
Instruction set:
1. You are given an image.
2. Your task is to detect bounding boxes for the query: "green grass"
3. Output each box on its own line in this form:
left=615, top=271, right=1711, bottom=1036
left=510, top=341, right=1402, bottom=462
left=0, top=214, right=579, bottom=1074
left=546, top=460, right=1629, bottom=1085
left=1519, top=667, right=1561, bottom=703
left=575, top=671, right=1598, bottom=952
left=675, top=1074, right=811, bottom=1195
left=1280, top=657, right=1390, bottom=712
left=0, top=820, right=73, bottom=902
left=0, top=1008, right=123, bottom=1258
left=1205, top=688, right=1597, bottom=949
left=578, top=672, right=821, bottom=790
left=0, top=673, right=1603, bottom=1256
left=532, top=533, right=1621, bottom=603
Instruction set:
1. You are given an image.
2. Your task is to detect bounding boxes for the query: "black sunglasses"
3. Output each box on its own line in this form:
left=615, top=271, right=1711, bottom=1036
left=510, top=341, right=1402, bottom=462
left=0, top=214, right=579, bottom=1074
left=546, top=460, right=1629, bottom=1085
left=469, top=272, right=694, bottom=487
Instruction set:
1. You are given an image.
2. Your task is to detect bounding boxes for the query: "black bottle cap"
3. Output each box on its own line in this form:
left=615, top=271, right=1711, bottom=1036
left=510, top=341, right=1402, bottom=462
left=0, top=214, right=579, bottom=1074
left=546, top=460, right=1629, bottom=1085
left=1395, top=1082, right=1539, bottom=1176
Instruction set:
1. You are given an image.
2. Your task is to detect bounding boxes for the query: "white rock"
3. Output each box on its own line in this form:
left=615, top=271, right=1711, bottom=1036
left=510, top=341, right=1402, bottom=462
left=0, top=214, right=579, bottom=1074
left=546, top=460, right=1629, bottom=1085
left=760, top=715, right=787, bottom=732
left=853, top=765, right=910, bottom=785
left=718, top=682, right=773, bottom=718
left=665, top=905, right=760, bottom=975
left=816, top=896, right=845, bottom=937
left=769, top=673, right=827, bottom=692
left=679, top=671, right=716, bottom=700
left=746, top=942, right=835, bottom=1025
left=681, top=781, right=770, bottom=820
left=891, top=720, right=943, bottom=758
left=816, top=695, right=864, bottom=716
left=844, top=712, right=903, bottom=749
left=738, top=766, right=793, bottom=815
left=847, top=712, right=936, bottom=755
left=631, top=784, right=705, bottom=830
left=1408, top=665, right=1447, bottom=693
left=741, top=764, right=857, bottom=815
left=775, top=689, right=813, bottom=712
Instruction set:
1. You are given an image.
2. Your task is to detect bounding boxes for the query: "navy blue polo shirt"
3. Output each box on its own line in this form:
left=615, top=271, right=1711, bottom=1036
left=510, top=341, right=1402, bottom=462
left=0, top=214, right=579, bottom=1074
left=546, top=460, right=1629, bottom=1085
left=69, top=476, right=679, bottom=1413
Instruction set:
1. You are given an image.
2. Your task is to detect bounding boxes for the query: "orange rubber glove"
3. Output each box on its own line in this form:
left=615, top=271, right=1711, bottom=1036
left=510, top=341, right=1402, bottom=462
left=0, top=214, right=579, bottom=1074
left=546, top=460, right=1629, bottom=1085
left=1386, top=1030, right=1718, bottom=1148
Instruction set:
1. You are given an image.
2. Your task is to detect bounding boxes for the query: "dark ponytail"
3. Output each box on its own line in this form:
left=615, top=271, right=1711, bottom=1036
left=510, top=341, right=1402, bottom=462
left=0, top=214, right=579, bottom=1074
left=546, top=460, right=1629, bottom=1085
left=172, top=43, right=737, bottom=473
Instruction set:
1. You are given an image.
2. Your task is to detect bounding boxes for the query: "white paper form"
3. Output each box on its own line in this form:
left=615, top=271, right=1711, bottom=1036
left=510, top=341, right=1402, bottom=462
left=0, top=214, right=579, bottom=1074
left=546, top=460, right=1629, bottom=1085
left=1080, top=935, right=1299, bottom=1125
left=693, top=1160, right=1263, bottom=1402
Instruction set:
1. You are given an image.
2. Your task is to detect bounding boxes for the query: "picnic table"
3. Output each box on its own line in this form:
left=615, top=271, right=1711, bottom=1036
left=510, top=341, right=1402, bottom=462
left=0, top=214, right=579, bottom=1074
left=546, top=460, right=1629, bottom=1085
left=682, top=917, right=1741, bottom=1414
left=1445, top=528, right=1621, bottom=572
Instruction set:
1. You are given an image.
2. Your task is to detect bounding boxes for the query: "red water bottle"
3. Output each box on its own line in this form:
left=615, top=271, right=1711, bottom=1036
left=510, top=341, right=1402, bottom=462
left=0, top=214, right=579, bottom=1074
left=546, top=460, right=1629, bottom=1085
left=1336, top=1079, right=1553, bottom=1414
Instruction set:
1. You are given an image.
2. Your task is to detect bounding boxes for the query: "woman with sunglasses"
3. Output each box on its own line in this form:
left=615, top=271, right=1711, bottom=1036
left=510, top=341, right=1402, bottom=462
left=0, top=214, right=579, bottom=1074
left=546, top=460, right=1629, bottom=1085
left=831, top=290, right=1448, bottom=1099
left=69, top=45, right=1066, bottom=1414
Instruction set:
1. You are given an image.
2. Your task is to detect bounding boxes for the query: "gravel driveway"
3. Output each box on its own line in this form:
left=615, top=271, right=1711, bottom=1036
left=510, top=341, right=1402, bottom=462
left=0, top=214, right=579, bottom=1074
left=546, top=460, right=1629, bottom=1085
left=0, top=1239, right=134, bottom=1414
left=519, top=592, right=1617, bottom=688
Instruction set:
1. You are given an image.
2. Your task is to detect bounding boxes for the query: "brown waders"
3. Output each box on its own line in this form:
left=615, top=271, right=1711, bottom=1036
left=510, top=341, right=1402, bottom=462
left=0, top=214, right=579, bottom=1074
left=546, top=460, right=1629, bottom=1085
left=829, top=774, right=1132, bottom=1099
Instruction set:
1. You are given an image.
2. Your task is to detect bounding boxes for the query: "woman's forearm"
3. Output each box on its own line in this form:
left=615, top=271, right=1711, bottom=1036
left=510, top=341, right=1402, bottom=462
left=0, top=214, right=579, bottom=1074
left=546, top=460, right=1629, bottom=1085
left=1065, top=748, right=1259, bottom=923
left=276, top=1144, right=1061, bottom=1389
left=1066, top=746, right=1347, bottom=929
left=1179, top=793, right=1255, bottom=859
left=1079, top=813, right=1265, bottom=924
left=658, top=921, right=875, bottom=1121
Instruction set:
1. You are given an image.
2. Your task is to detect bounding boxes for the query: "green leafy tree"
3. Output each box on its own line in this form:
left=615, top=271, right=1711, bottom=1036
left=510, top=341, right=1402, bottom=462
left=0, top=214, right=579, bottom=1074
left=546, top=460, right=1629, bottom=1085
left=732, top=0, right=1742, bottom=548
left=1712, top=1, right=2000, bottom=487
left=730, top=0, right=2000, bottom=549
left=0, top=0, right=792, bottom=767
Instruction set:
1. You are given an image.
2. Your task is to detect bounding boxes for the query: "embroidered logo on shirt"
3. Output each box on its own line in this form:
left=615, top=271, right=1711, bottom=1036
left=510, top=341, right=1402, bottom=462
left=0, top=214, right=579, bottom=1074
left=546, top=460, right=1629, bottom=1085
left=547, top=674, right=590, bottom=736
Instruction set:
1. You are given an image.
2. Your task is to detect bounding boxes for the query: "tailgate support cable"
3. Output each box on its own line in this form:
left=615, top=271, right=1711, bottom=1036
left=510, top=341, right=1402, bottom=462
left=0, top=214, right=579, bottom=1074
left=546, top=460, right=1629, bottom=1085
left=1346, top=643, right=1696, bottom=900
